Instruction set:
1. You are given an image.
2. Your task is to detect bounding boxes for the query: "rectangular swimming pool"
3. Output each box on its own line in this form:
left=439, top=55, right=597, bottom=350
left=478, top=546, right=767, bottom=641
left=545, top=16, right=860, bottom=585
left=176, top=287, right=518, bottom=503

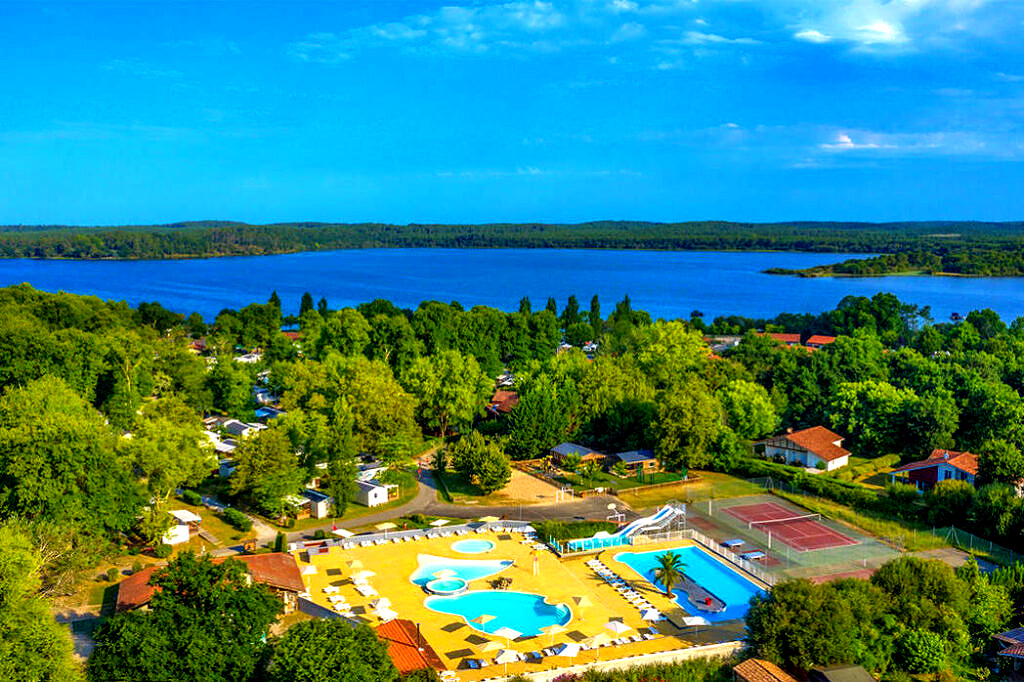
left=614, top=545, right=765, bottom=622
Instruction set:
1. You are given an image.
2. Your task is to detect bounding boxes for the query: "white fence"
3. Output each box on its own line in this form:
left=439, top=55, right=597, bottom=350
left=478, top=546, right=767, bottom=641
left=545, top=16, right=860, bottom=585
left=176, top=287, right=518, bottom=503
left=638, top=529, right=776, bottom=586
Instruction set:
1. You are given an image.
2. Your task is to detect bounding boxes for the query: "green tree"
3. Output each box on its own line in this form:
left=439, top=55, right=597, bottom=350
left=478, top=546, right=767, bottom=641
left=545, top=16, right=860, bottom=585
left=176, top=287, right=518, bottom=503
left=653, top=551, right=685, bottom=597
left=925, top=480, right=976, bottom=526
left=313, top=308, right=371, bottom=359
left=590, top=294, right=602, bottom=339
left=653, top=378, right=721, bottom=470
left=262, top=620, right=398, bottom=682
left=229, top=428, right=305, bottom=517
left=206, top=358, right=252, bottom=417
left=449, top=431, right=511, bottom=494
left=506, top=375, right=572, bottom=460
left=978, top=439, right=1024, bottom=485
left=897, top=629, right=946, bottom=674
left=0, top=523, right=82, bottom=682
left=401, top=350, right=491, bottom=437
left=560, top=295, right=582, bottom=328
left=716, top=380, right=778, bottom=440
left=623, top=321, right=709, bottom=388
left=88, top=553, right=281, bottom=682
left=299, top=292, right=315, bottom=316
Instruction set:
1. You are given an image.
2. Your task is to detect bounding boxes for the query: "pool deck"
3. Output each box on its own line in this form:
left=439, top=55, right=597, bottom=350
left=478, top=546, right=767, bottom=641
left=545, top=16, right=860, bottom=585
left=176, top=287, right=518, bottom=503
left=292, top=533, right=752, bottom=680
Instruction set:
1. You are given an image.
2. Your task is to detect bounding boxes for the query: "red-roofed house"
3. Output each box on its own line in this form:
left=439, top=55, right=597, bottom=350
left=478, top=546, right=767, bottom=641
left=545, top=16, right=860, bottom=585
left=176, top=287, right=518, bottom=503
left=889, top=449, right=978, bottom=491
left=487, top=390, right=519, bottom=417
left=758, top=426, right=850, bottom=471
left=765, top=332, right=801, bottom=346
left=115, top=553, right=303, bottom=613
left=733, top=658, right=797, bottom=682
left=376, top=619, right=446, bottom=674
left=806, top=335, right=837, bottom=349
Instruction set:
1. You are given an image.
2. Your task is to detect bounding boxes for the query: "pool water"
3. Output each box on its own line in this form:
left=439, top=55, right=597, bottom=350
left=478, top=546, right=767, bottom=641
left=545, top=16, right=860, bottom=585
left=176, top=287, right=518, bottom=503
left=425, top=578, right=468, bottom=594
left=410, top=554, right=513, bottom=586
left=614, top=545, right=765, bottom=622
left=425, top=591, right=572, bottom=637
left=452, top=539, right=495, bottom=554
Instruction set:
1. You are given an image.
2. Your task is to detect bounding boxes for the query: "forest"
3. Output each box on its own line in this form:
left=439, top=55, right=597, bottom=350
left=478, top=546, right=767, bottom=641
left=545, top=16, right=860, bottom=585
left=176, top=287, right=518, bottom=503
left=766, top=247, right=1024, bottom=277
left=0, top=219, right=1023, bottom=262
left=3, top=284, right=1024, bottom=680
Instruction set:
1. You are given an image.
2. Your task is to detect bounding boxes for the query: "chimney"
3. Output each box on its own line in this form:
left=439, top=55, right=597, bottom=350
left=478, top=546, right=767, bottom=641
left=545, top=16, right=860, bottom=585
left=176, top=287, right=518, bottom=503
left=786, top=427, right=794, bottom=434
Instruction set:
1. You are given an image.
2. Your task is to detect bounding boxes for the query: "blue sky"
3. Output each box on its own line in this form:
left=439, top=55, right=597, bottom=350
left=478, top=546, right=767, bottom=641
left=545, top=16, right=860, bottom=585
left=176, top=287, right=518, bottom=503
left=2, top=0, right=1023, bottom=224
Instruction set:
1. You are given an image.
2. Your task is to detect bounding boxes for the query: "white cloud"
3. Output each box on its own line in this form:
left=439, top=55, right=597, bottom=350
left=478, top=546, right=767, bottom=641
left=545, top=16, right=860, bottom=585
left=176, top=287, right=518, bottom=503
left=793, top=29, right=831, bottom=44
left=854, top=20, right=906, bottom=45
left=610, top=21, right=647, bottom=41
left=819, top=132, right=883, bottom=151
left=102, top=58, right=182, bottom=79
left=681, top=30, right=761, bottom=45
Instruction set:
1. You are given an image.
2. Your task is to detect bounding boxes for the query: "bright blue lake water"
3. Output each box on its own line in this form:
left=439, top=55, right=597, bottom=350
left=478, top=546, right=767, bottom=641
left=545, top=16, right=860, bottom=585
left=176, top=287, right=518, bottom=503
left=615, top=545, right=765, bottom=622
left=1, top=249, right=1021, bottom=322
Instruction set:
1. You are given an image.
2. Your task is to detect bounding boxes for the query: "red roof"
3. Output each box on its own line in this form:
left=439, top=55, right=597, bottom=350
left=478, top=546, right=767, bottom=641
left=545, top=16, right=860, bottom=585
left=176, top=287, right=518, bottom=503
left=116, top=553, right=303, bottom=611
left=376, top=619, right=446, bottom=673
left=998, top=643, right=1024, bottom=659
left=891, top=449, right=978, bottom=476
left=281, top=331, right=300, bottom=341
left=490, top=390, right=519, bottom=414
left=806, top=335, right=836, bottom=346
left=733, top=659, right=798, bottom=682
left=768, top=333, right=801, bottom=344
left=781, top=426, right=850, bottom=462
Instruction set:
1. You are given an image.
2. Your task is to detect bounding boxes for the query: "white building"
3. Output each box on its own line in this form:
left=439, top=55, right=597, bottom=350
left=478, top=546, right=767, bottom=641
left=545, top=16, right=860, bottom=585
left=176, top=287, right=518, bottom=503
left=758, top=426, right=851, bottom=472
left=162, top=509, right=202, bottom=546
left=355, top=480, right=389, bottom=507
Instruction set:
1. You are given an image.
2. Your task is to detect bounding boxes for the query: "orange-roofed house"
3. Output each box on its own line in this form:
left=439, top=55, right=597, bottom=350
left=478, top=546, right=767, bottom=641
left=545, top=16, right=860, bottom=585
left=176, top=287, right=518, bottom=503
left=889, top=449, right=978, bottom=491
left=488, top=390, right=519, bottom=417
left=765, top=332, right=801, bottom=346
left=805, top=335, right=837, bottom=349
left=733, top=658, right=798, bottom=682
left=376, top=619, right=446, bottom=674
left=758, top=426, right=850, bottom=471
left=115, top=553, right=304, bottom=613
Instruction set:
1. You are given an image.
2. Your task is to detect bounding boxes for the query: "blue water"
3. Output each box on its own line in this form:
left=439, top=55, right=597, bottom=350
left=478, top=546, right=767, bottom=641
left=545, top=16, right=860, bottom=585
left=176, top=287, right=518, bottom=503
left=410, top=554, right=513, bottom=586
left=425, top=590, right=572, bottom=637
left=3, top=248, right=1022, bottom=322
left=425, top=578, right=467, bottom=594
left=451, top=539, right=495, bottom=554
left=615, top=546, right=764, bottom=622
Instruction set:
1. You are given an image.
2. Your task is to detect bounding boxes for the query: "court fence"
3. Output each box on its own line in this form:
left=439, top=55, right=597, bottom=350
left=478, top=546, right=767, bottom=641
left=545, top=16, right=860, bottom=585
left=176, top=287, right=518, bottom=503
left=634, top=528, right=777, bottom=586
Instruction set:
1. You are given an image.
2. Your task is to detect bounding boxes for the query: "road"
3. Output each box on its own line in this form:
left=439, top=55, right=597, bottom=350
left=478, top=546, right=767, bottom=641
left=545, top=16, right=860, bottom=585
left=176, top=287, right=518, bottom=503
left=286, top=467, right=637, bottom=543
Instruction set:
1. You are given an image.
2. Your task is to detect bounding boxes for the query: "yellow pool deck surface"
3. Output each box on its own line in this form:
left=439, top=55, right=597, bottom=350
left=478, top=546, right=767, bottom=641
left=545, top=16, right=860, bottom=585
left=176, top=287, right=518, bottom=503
left=293, top=531, right=763, bottom=680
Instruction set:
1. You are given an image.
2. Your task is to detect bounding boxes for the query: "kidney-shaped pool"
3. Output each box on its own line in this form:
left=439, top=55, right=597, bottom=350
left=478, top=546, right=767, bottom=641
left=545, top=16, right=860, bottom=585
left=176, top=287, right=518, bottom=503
left=425, top=590, right=572, bottom=637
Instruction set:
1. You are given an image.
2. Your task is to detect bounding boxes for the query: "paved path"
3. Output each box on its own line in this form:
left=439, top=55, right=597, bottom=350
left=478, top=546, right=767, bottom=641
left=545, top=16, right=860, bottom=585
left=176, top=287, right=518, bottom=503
left=287, top=467, right=637, bottom=543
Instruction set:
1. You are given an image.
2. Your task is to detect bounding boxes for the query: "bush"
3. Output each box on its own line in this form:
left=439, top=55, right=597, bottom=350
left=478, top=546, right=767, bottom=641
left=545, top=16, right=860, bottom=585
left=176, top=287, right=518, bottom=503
left=222, top=508, right=253, bottom=532
left=131, top=561, right=143, bottom=575
left=154, top=543, right=172, bottom=558
left=312, top=529, right=328, bottom=540
left=274, top=531, right=286, bottom=552
left=106, top=567, right=120, bottom=582
left=533, top=520, right=618, bottom=542
left=285, top=518, right=296, bottom=529
left=408, top=513, right=427, bottom=525
left=181, top=489, right=202, bottom=506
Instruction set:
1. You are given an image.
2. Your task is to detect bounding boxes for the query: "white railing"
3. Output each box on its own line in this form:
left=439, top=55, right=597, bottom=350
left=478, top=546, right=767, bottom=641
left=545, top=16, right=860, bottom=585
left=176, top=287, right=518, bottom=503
left=638, top=529, right=776, bottom=586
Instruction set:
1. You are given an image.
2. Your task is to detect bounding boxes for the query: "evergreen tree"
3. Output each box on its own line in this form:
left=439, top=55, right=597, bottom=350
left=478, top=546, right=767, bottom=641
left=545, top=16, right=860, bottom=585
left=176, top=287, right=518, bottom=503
left=300, top=292, right=315, bottom=316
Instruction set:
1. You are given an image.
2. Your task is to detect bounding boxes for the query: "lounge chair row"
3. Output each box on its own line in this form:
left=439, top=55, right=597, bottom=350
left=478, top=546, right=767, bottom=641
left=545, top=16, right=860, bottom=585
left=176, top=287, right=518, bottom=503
left=586, top=559, right=663, bottom=620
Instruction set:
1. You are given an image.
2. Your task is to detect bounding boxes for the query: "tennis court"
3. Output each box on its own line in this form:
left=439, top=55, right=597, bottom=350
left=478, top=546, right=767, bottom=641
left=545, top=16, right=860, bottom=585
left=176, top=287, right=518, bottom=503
left=723, top=502, right=858, bottom=552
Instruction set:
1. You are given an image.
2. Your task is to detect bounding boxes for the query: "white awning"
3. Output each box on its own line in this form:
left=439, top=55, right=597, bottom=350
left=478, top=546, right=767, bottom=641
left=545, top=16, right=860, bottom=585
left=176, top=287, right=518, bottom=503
left=169, top=509, right=202, bottom=524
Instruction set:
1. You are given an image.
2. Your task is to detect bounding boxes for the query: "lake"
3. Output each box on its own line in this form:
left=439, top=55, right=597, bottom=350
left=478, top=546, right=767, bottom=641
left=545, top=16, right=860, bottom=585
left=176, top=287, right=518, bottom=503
left=1, top=249, right=1021, bottom=322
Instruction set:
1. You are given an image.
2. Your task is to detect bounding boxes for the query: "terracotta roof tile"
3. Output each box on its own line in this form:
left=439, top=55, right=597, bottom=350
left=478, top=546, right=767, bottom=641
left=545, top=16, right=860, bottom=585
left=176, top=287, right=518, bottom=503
left=784, top=426, right=850, bottom=462
left=115, top=553, right=302, bottom=612
left=767, top=333, right=801, bottom=344
left=806, top=335, right=836, bottom=346
left=490, top=390, right=519, bottom=414
left=891, top=449, right=978, bottom=476
left=734, top=658, right=798, bottom=682
left=376, top=619, right=446, bottom=673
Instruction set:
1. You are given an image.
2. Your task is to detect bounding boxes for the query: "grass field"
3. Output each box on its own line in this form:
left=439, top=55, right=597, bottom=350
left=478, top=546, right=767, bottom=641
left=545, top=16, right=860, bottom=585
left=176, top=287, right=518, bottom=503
left=266, top=469, right=421, bottom=531
left=551, top=469, right=684, bottom=493
left=617, top=471, right=763, bottom=510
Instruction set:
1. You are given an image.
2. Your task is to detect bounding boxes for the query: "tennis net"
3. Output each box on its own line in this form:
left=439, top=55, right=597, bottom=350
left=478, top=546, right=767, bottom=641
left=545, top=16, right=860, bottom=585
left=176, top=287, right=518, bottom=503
left=748, top=513, right=822, bottom=530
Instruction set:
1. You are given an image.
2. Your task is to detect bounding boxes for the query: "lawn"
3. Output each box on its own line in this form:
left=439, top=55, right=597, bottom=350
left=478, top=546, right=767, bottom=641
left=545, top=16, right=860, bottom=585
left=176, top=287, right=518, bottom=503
left=170, top=500, right=251, bottom=546
left=552, top=469, right=684, bottom=493
left=617, top=470, right=763, bottom=509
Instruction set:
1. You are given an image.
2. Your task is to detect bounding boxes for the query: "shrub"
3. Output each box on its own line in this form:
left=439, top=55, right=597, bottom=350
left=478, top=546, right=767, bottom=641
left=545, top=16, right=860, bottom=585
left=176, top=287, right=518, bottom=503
left=106, top=567, right=120, bottom=582
left=274, top=531, right=286, bottom=552
left=131, top=561, right=143, bottom=575
left=181, top=489, right=202, bottom=506
left=408, top=513, right=427, bottom=525
left=223, top=508, right=253, bottom=532
left=533, top=520, right=618, bottom=542
left=154, top=543, right=172, bottom=558
left=312, top=529, right=327, bottom=540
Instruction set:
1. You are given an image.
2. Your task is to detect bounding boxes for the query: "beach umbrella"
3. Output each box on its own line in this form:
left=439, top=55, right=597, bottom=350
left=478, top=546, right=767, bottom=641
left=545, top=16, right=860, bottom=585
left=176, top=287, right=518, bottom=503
left=492, top=626, right=522, bottom=645
left=605, top=620, right=632, bottom=635
left=352, top=570, right=376, bottom=580
left=432, top=569, right=458, bottom=579
left=375, top=607, right=399, bottom=621
left=371, top=597, right=391, bottom=609
left=494, top=648, right=521, bottom=672
left=375, top=521, right=397, bottom=538
left=474, top=641, right=504, bottom=654
left=470, top=614, right=496, bottom=627
left=478, top=515, right=501, bottom=523
left=347, top=559, right=364, bottom=570
left=572, top=596, right=592, bottom=608
left=583, top=633, right=612, bottom=660
left=641, top=609, right=663, bottom=622
left=430, top=519, right=451, bottom=527
left=300, top=564, right=318, bottom=576
left=332, top=528, right=354, bottom=538
left=682, top=616, right=710, bottom=627
left=540, top=623, right=567, bottom=646
left=555, top=642, right=581, bottom=659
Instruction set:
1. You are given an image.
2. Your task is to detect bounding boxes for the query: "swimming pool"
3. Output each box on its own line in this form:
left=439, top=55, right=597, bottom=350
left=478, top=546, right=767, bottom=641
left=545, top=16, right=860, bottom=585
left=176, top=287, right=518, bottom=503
left=425, top=591, right=572, bottom=637
left=410, top=554, right=513, bottom=587
left=452, top=539, right=495, bottom=554
left=614, top=545, right=764, bottom=622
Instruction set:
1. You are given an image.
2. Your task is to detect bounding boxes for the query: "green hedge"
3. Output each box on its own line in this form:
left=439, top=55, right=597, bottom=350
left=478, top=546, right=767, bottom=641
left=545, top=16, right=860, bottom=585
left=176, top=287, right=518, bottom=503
left=222, top=508, right=253, bottom=532
left=533, top=520, right=618, bottom=542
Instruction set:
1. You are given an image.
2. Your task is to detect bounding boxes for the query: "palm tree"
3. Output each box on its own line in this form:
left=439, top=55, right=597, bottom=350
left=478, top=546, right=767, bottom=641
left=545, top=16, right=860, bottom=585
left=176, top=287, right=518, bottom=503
left=653, top=551, right=686, bottom=597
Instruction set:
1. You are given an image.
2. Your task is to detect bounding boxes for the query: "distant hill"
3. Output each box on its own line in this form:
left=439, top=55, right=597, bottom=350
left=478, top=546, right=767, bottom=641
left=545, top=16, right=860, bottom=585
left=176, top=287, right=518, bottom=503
left=0, top=221, right=1023, bottom=274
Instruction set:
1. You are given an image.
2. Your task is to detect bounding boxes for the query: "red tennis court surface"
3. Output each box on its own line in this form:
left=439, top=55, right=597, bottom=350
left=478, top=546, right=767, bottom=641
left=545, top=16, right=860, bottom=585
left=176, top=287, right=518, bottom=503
left=724, top=502, right=859, bottom=551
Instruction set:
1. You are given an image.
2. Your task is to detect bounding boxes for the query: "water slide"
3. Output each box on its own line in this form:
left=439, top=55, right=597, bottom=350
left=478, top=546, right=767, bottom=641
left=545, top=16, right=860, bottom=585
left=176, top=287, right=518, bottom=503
left=612, top=504, right=686, bottom=538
